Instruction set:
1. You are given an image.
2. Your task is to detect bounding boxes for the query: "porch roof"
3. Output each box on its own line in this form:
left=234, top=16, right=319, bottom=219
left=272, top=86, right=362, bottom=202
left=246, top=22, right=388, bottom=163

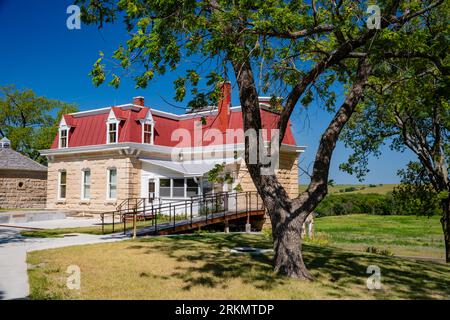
left=138, top=157, right=240, bottom=177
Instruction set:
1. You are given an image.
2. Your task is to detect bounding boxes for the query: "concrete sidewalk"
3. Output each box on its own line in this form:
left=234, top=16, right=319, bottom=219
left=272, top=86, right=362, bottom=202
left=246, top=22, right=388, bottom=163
left=0, top=226, right=129, bottom=300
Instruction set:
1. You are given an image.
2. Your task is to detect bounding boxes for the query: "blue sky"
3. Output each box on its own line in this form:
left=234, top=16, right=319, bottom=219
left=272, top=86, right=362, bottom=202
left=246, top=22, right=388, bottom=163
left=0, top=0, right=416, bottom=184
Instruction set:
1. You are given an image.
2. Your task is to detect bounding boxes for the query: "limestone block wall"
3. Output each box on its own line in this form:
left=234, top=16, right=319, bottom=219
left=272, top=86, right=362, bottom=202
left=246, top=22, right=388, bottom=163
left=0, top=170, right=47, bottom=209
left=236, top=151, right=300, bottom=229
left=236, top=151, right=299, bottom=199
left=46, top=153, right=141, bottom=213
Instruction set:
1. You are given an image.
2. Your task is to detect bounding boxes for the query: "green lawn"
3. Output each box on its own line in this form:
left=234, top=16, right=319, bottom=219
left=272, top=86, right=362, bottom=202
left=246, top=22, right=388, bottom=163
left=27, top=233, right=450, bottom=300
left=314, top=214, right=444, bottom=260
left=21, top=215, right=184, bottom=238
left=299, top=184, right=397, bottom=195
left=21, top=220, right=149, bottom=238
left=0, top=208, right=37, bottom=212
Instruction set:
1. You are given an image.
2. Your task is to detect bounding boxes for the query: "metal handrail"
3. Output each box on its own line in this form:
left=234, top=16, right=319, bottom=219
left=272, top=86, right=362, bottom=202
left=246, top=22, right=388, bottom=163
left=100, top=191, right=264, bottom=235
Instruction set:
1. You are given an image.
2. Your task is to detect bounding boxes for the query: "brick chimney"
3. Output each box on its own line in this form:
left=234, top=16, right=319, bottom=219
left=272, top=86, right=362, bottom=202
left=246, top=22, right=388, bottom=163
left=133, top=96, right=145, bottom=106
left=217, top=82, right=231, bottom=133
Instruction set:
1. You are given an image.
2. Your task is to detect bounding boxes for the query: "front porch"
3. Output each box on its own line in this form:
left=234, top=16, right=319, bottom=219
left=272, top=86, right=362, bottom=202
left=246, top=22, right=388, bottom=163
left=139, top=157, right=241, bottom=207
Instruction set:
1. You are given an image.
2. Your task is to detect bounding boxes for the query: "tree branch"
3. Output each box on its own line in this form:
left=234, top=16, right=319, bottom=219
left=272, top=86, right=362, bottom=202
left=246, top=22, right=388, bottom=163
left=247, top=24, right=335, bottom=39
left=291, top=58, right=372, bottom=218
left=277, top=0, right=444, bottom=147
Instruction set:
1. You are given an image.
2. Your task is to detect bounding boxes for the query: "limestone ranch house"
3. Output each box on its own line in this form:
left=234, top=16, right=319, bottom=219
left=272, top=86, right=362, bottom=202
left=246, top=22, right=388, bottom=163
left=0, top=137, right=47, bottom=209
left=40, top=84, right=305, bottom=214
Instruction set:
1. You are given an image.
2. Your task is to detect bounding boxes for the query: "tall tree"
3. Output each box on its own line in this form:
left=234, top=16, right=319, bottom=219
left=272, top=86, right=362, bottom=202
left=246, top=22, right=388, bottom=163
left=77, top=0, right=444, bottom=278
left=392, top=162, right=442, bottom=217
left=0, top=86, right=77, bottom=164
left=341, top=0, right=450, bottom=261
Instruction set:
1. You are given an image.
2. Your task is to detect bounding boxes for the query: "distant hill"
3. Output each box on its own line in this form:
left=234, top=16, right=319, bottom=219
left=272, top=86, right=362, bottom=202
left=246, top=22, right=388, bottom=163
left=298, top=184, right=398, bottom=195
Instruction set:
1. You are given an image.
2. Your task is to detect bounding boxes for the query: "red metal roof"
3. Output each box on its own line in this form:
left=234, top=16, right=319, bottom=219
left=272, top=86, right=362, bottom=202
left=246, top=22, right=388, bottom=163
left=51, top=105, right=297, bottom=149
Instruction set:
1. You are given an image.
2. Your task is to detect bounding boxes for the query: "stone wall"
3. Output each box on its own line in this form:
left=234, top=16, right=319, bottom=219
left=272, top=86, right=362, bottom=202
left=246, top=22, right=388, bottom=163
left=236, top=151, right=300, bottom=229
left=236, top=151, right=299, bottom=198
left=45, top=150, right=298, bottom=215
left=0, top=170, right=47, bottom=209
left=46, top=152, right=141, bottom=213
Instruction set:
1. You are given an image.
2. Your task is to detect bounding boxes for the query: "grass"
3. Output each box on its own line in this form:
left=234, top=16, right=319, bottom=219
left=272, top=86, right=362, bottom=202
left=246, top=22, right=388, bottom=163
left=21, top=215, right=185, bottom=238
left=314, top=214, right=444, bottom=260
left=299, top=184, right=397, bottom=195
left=21, top=221, right=149, bottom=238
left=0, top=208, right=38, bottom=212
left=27, top=233, right=450, bottom=300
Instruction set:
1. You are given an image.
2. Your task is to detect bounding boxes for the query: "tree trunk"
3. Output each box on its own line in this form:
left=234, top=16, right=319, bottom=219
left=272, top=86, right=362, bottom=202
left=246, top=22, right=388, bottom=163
left=231, top=41, right=370, bottom=278
left=441, top=197, right=450, bottom=263
left=272, top=211, right=313, bottom=280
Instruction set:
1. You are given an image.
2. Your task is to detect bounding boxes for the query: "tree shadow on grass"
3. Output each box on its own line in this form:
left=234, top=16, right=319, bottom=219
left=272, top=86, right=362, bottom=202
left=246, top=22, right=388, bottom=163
left=131, top=234, right=285, bottom=291
left=128, top=234, right=450, bottom=299
left=305, top=245, right=450, bottom=299
left=0, top=228, right=26, bottom=246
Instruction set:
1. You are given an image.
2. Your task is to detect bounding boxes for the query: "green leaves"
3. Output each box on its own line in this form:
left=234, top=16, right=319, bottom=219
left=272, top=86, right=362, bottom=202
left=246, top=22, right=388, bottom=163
left=340, top=0, right=450, bottom=189
left=207, top=163, right=233, bottom=185
left=392, top=162, right=442, bottom=217
left=89, top=52, right=106, bottom=87
left=135, top=70, right=154, bottom=89
left=187, top=70, right=200, bottom=86
left=173, top=77, right=186, bottom=101
left=109, top=74, right=121, bottom=89
left=0, top=85, right=77, bottom=164
left=300, top=90, right=313, bottom=107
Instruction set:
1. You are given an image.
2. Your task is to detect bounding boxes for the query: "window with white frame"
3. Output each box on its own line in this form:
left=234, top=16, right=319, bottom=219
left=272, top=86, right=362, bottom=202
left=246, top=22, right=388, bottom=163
left=140, top=110, right=154, bottom=144
left=159, top=178, right=171, bottom=197
left=172, top=179, right=185, bottom=197
left=158, top=178, right=200, bottom=198
left=107, top=168, right=117, bottom=199
left=59, top=129, right=68, bottom=148
left=143, top=123, right=152, bottom=144
left=107, top=122, right=118, bottom=144
left=81, top=169, right=91, bottom=200
left=186, top=178, right=199, bottom=197
left=58, top=170, right=67, bottom=200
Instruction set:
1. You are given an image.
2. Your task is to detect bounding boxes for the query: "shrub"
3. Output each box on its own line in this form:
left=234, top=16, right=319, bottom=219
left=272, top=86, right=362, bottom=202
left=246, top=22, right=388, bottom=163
left=261, top=227, right=272, bottom=240
left=316, top=190, right=441, bottom=216
left=315, top=193, right=396, bottom=216
left=303, top=232, right=330, bottom=246
left=365, top=246, right=393, bottom=256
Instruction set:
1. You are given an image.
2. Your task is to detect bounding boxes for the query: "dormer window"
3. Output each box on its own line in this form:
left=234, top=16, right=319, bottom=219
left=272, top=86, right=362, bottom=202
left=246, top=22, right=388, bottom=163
left=143, top=123, right=152, bottom=144
left=106, top=109, right=120, bottom=144
left=0, top=137, right=11, bottom=149
left=140, top=109, right=154, bottom=144
left=108, top=122, right=118, bottom=143
left=58, top=116, right=72, bottom=149
left=60, top=129, right=68, bottom=148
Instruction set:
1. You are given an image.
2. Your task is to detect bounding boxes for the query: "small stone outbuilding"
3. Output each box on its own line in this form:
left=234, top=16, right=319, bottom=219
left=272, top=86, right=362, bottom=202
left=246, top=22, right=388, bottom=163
left=0, top=137, right=47, bottom=209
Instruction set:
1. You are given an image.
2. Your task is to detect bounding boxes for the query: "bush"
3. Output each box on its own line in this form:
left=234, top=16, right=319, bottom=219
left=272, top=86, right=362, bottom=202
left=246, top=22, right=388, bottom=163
left=303, top=232, right=330, bottom=246
left=316, top=190, right=441, bottom=216
left=315, top=193, right=396, bottom=216
left=261, top=227, right=272, bottom=240
left=365, top=246, right=393, bottom=256
left=338, top=187, right=358, bottom=193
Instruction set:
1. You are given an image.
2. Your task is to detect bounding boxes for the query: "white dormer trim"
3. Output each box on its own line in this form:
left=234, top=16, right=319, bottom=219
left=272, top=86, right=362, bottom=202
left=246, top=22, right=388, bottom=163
left=139, top=110, right=155, bottom=145
left=106, top=109, right=120, bottom=144
left=58, top=117, right=70, bottom=149
left=0, top=137, right=11, bottom=149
